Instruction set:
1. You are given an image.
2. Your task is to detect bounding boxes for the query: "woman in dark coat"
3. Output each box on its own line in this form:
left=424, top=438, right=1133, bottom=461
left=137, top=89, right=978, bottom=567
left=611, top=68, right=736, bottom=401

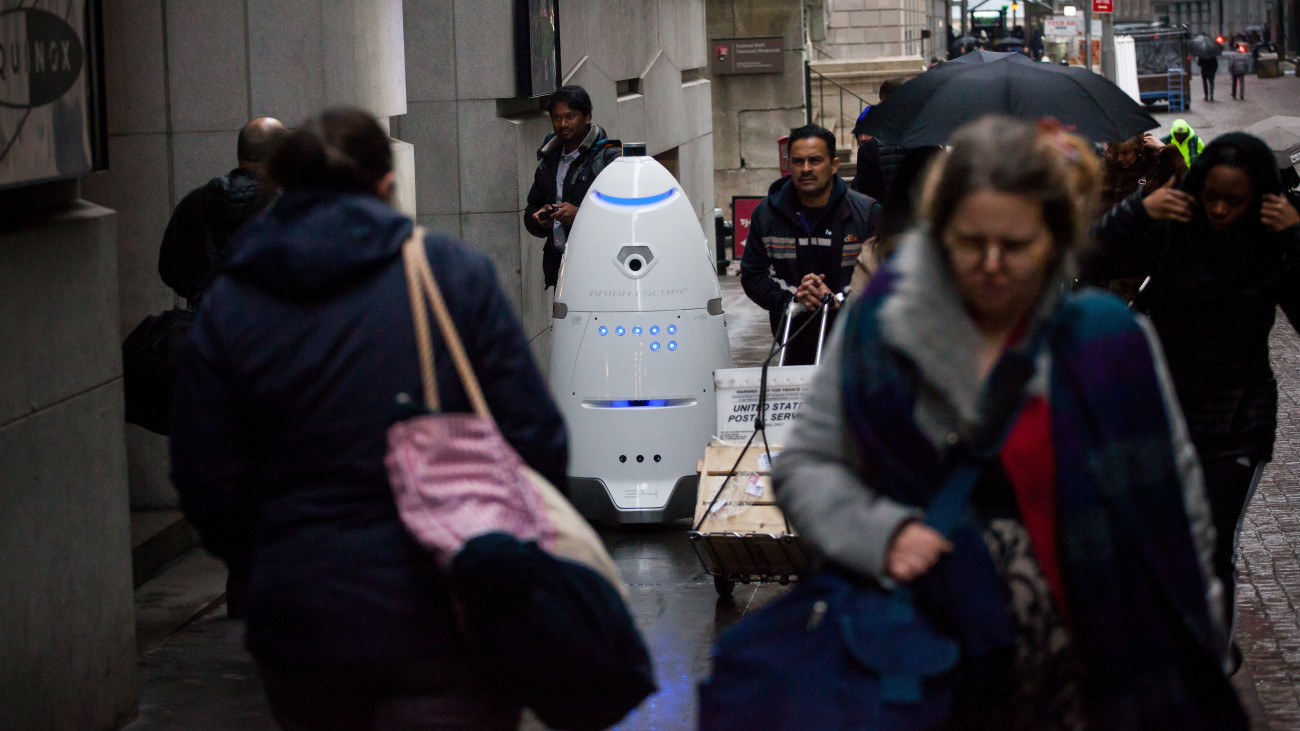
left=169, top=108, right=567, bottom=730
left=1089, top=132, right=1300, bottom=641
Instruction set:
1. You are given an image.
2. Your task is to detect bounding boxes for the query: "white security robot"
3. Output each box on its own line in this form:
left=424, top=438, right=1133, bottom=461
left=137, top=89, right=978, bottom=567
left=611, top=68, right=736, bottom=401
left=549, top=144, right=732, bottom=523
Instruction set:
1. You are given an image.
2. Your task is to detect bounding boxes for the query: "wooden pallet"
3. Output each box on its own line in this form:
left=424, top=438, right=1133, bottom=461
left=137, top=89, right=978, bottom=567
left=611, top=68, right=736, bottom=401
left=692, top=441, right=794, bottom=535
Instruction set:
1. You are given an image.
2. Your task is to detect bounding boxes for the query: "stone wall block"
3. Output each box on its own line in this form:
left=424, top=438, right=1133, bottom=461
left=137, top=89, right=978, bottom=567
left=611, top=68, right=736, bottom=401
left=102, top=0, right=166, bottom=135
left=658, top=0, right=706, bottom=71
left=517, top=224, right=551, bottom=345
left=586, top=0, right=652, bottom=83
left=80, top=133, right=174, bottom=336
left=0, top=204, right=120, bottom=425
left=460, top=212, right=524, bottom=316
left=836, top=0, right=868, bottom=9
left=247, top=0, right=326, bottom=123
left=642, top=53, right=686, bottom=155
left=738, top=107, right=806, bottom=169
left=558, top=0, right=589, bottom=81
left=705, top=0, right=734, bottom=38
left=391, top=138, right=417, bottom=218
left=681, top=0, right=708, bottom=69
left=615, top=93, right=647, bottom=150
left=403, top=101, right=461, bottom=216
left=656, top=0, right=682, bottom=68
left=455, top=0, right=516, bottom=100
left=682, top=78, right=712, bottom=144
left=457, top=101, right=520, bottom=214
left=527, top=327, right=551, bottom=381
left=126, top=427, right=174, bottom=509
left=320, top=0, right=407, bottom=117
left=712, top=104, right=740, bottom=170
left=514, top=115, right=553, bottom=208
left=418, top=213, right=463, bottom=239
left=678, top=132, right=716, bottom=232
left=564, top=58, right=618, bottom=132
left=170, top=131, right=234, bottom=208
left=0, top=387, right=135, bottom=731
left=404, top=0, right=457, bottom=102
left=165, top=0, right=249, bottom=132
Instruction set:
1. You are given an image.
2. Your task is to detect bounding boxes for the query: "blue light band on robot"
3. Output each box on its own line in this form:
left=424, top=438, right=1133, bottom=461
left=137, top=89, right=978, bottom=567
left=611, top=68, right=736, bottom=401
left=667, top=341, right=678, bottom=351
left=667, top=325, right=677, bottom=334
left=608, top=399, right=670, bottom=408
left=593, top=189, right=679, bottom=206
left=599, top=326, right=608, bottom=336
left=650, top=326, right=659, bottom=335
left=650, top=341, right=660, bottom=351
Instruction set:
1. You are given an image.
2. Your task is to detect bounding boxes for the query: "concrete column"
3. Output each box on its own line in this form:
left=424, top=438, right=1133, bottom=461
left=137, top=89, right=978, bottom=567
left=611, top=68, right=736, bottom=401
left=0, top=189, right=136, bottom=730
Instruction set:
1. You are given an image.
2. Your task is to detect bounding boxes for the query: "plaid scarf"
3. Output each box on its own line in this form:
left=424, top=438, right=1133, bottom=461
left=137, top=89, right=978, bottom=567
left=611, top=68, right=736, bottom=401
left=841, top=268, right=1245, bottom=729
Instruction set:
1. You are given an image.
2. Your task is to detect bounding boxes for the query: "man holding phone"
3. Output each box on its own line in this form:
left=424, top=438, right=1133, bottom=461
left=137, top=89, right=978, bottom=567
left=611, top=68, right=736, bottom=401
left=524, top=85, right=622, bottom=288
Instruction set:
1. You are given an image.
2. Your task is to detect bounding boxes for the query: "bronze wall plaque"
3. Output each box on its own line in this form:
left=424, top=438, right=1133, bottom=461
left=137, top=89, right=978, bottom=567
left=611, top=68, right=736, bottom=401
left=711, top=36, right=784, bottom=75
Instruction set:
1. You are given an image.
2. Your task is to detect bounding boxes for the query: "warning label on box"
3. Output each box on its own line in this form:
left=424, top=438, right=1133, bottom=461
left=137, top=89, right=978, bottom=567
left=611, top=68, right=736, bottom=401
left=716, top=383, right=811, bottom=443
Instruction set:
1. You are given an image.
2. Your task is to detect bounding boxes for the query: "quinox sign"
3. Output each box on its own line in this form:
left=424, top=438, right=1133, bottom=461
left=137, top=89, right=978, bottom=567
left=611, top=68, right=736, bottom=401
left=0, top=1, right=105, bottom=191
left=0, top=8, right=85, bottom=108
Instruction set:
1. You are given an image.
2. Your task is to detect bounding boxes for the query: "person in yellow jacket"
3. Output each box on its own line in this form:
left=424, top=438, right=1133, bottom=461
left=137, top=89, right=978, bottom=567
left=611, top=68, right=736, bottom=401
left=1161, top=119, right=1206, bottom=168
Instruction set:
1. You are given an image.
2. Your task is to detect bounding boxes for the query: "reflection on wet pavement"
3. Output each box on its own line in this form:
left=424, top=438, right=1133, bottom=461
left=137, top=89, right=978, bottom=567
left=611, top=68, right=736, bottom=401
left=521, top=281, right=793, bottom=730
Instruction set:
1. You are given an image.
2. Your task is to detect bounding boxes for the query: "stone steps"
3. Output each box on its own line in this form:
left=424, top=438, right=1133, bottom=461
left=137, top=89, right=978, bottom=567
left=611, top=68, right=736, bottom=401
left=131, top=510, right=197, bottom=588
left=131, top=510, right=228, bottom=655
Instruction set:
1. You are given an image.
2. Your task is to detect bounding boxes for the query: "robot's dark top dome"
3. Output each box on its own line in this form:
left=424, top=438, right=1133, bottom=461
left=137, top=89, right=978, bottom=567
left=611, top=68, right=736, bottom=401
left=622, top=142, right=648, bottom=157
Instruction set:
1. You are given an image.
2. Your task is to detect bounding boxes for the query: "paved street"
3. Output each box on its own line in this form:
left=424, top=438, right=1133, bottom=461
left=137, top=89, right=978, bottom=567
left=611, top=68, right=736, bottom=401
left=125, top=74, right=1300, bottom=730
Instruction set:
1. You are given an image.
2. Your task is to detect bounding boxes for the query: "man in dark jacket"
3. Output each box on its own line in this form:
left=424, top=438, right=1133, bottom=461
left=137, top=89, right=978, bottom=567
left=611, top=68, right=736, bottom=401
left=524, top=86, right=621, bottom=288
left=159, top=117, right=287, bottom=301
left=741, top=124, right=881, bottom=365
left=852, top=78, right=907, bottom=202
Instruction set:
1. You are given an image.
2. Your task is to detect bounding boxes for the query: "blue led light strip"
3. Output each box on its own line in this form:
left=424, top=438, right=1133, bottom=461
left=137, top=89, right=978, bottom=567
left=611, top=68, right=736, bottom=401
left=593, top=188, right=678, bottom=206
left=581, top=397, right=699, bottom=409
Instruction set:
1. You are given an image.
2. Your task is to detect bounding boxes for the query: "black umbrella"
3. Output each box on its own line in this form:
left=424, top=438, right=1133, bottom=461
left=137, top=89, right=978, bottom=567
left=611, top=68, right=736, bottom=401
left=856, top=59, right=1157, bottom=147
left=951, top=49, right=1036, bottom=64
left=951, top=35, right=978, bottom=53
left=1189, top=34, right=1223, bottom=59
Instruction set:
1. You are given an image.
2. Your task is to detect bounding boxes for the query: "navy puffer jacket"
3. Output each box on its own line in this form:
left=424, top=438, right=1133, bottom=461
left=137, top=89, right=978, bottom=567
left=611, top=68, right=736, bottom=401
left=170, top=190, right=568, bottom=667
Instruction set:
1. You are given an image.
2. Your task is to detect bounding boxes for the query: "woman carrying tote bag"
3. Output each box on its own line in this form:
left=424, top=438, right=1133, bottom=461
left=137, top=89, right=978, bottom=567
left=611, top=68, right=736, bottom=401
left=168, top=108, right=567, bottom=730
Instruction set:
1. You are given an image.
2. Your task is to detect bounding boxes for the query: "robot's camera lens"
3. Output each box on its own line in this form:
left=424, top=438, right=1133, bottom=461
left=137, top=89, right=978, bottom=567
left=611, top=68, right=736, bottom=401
left=628, top=257, right=643, bottom=272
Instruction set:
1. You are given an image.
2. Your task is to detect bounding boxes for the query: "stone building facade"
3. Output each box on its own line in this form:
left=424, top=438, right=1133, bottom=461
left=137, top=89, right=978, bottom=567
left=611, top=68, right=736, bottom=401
left=822, top=0, right=942, bottom=60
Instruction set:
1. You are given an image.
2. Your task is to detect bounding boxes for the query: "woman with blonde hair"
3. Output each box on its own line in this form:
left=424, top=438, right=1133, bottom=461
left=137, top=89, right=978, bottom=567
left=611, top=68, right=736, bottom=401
left=771, top=116, right=1244, bottom=729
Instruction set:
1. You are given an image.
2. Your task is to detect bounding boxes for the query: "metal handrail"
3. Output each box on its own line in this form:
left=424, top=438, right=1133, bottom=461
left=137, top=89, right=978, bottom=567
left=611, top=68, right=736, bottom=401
left=807, top=65, right=874, bottom=142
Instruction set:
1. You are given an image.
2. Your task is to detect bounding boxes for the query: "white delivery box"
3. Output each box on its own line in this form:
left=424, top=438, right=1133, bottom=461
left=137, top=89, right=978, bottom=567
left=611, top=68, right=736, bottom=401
left=713, top=366, right=818, bottom=444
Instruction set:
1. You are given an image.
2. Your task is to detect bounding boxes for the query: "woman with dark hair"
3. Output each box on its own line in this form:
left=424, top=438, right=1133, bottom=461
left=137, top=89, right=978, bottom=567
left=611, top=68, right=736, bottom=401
left=1089, top=132, right=1300, bottom=645
left=169, top=107, right=567, bottom=729
left=1098, top=132, right=1186, bottom=211
left=774, top=117, right=1243, bottom=728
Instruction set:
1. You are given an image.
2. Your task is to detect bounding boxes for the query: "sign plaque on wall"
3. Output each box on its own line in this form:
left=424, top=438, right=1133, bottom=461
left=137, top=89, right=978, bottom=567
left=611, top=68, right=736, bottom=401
left=711, top=36, right=784, bottom=75
left=0, top=1, right=107, bottom=191
left=1093, top=0, right=1113, bottom=13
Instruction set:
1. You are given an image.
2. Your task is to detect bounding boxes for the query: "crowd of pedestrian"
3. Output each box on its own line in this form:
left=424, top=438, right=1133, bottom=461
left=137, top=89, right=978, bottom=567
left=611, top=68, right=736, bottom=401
left=152, top=68, right=1300, bottom=728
